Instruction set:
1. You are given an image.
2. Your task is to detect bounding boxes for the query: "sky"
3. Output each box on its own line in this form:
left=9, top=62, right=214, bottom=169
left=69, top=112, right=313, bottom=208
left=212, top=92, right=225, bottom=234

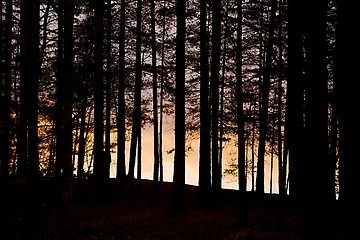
left=107, top=118, right=280, bottom=194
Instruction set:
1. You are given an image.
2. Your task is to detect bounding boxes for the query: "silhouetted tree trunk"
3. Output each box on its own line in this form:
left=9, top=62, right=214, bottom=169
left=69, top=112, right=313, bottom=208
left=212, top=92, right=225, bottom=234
left=77, top=98, right=87, bottom=179
left=334, top=1, right=360, bottom=239
left=286, top=0, right=305, bottom=200
left=198, top=0, right=211, bottom=203
left=219, top=0, right=229, bottom=193
left=256, top=0, right=277, bottom=194
left=61, top=0, right=75, bottom=203
left=303, top=0, right=333, bottom=238
left=276, top=0, right=285, bottom=197
left=211, top=0, right=222, bottom=192
left=117, top=0, right=126, bottom=189
left=236, top=0, right=248, bottom=226
left=275, top=0, right=286, bottom=228
left=105, top=0, right=112, bottom=180
left=20, top=0, right=41, bottom=239
left=159, top=0, right=167, bottom=183
left=173, top=0, right=186, bottom=211
left=17, top=0, right=29, bottom=178
left=55, top=0, right=65, bottom=178
left=137, top=130, right=142, bottom=193
left=151, top=0, right=160, bottom=201
left=128, top=0, right=142, bottom=190
left=93, top=0, right=105, bottom=186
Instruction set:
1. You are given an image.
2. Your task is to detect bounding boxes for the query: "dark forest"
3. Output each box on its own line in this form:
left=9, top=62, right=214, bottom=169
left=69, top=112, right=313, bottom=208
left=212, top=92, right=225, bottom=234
left=0, top=0, right=359, bottom=239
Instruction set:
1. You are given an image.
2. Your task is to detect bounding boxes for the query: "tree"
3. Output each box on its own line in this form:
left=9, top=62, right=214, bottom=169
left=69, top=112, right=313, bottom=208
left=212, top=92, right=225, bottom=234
left=173, top=0, right=186, bottom=211
left=302, top=0, right=333, bottom=238
left=61, top=0, right=75, bottom=203
left=236, top=0, right=248, bottom=225
left=334, top=1, right=360, bottom=239
left=117, top=0, right=127, bottom=189
left=210, top=0, right=222, bottom=192
left=93, top=0, right=105, bottom=185
left=104, top=0, right=113, bottom=182
left=198, top=0, right=211, bottom=203
left=19, top=0, right=41, bottom=238
left=151, top=0, right=161, bottom=201
left=285, top=0, right=305, bottom=199
left=256, top=0, right=277, bottom=194
left=128, top=0, right=143, bottom=190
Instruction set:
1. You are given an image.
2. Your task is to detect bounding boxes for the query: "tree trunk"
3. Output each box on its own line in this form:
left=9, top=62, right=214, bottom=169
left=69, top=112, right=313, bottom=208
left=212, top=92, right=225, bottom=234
left=211, top=0, right=222, bottom=192
left=256, top=0, right=277, bottom=194
left=236, top=0, right=248, bottom=226
left=93, top=0, right=105, bottom=186
left=117, top=0, right=126, bottom=189
left=159, top=0, right=167, bottom=183
left=334, top=1, right=360, bottom=239
left=286, top=0, right=305, bottom=200
left=173, top=0, right=186, bottom=211
left=105, top=0, right=112, bottom=180
left=128, top=0, right=143, bottom=188
left=151, top=0, right=160, bottom=201
left=303, top=0, right=333, bottom=238
left=198, top=0, right=211, bottom=203
left=62, top=0, right=75, bottom=203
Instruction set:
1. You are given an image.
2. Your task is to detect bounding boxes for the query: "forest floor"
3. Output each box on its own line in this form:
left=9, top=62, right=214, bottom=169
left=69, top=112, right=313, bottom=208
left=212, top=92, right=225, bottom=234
left=4, top=178, right=310, bottom=240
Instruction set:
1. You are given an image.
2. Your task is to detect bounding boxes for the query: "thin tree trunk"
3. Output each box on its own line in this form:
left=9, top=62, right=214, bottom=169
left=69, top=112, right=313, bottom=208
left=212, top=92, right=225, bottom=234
left=128, top=0, right=143, bottom=187
left=151, top=0, right=160, bottom=201
left=236, top=0, right=248, bottom=226
left=117, top=0, right=126, bottom=188
left=55, top=0, right=65, bottom=178
left=93, top=0, right=105, bottom=185
left=219, top=0, right=229, bottom=191
left=77, top=98, right=87, bottom=179
left=173, top=0, right=186, bottom=211
left=105, top=0, right=112, bottom=180
left=256, top=0, right=277, bottom=194
left=159, top=0, right=167, bottom=183
left=211, top=0, right=222, bottom=191
left=198, top=0, right=211, bottom=203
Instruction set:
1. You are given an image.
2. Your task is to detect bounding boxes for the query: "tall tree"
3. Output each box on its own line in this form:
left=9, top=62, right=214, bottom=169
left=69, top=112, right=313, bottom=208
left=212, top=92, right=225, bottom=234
left=61, top=0, right=75, bottom=203
left=128, top=0, right=143, bottom=186
left=236, top=0, right=248, bottom=225
left=286, top=0, right=305, bottom=199
left=55, top=0, right=65, bottom=178
left=334, top=1, right=360, bottom=239
left=93, top=0, right=105, bottom=184
left=256, top=0, right=277, bottom=194
left=210, top=0, right=222, bottom=191
left=105, top=0, right=112, bottom=180
left=117, top=0, right=126, bottom=188
left=173, top=0, right=186, bottom=211
left=276, top=0, right=286, bottom=197
left=20, top=0, right=41, bottom=238
left=151, top=0, right=161, bottom=201
left=158, top=0, right=167, bottom=183
left=198, top=0, right=211, bottom=203
left=302, top=0, right=333, bottom=238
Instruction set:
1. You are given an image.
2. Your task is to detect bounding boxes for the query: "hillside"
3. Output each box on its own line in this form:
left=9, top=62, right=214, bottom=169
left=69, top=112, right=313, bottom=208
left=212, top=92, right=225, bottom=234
left=4, top=178, right=310, bottom=240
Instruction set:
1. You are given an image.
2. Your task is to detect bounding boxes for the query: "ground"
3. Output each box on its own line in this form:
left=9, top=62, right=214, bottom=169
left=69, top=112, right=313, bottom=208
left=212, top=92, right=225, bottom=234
left=5, top=178, right=304, bottom=240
